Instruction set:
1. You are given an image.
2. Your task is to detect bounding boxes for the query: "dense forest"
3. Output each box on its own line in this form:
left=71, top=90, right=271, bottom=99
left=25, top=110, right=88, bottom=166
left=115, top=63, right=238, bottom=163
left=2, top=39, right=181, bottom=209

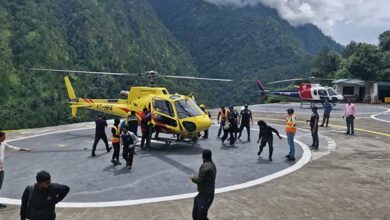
left=312, top=31, right=390, bottom=81
left=1, top=0, right=341, bottom=130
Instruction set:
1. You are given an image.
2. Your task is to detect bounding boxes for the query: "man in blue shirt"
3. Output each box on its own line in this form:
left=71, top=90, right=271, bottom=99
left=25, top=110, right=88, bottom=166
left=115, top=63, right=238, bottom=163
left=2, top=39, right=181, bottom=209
left=320, top=100, right=332, bottom=127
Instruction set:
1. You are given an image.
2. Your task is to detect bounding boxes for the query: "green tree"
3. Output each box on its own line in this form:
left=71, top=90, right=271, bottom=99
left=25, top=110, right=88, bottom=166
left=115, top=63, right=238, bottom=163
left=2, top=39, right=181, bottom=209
left=345, top=43, right=381, bottom=80
left=379, top=30, right=390, bottom=51
left=312, top=48, right=341, bottom=78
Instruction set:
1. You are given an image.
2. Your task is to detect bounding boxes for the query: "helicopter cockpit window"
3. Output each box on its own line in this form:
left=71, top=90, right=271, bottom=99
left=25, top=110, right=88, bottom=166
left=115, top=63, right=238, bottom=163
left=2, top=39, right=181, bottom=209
left=162, top=90, right=168, bottom=95
left=327, top=88, right=338, bottom=96
left=153, top=99, right=175, bottom=117
left=175, top=99, right=203, bottom=119
left=318, top=90, right=328, bottom=96
left=314, top=90, right=318, bottom=95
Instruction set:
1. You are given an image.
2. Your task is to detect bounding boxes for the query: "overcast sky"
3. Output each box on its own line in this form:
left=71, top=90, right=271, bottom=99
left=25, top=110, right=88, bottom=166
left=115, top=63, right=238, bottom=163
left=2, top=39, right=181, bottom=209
left=204, top=0, right=390, bottom=45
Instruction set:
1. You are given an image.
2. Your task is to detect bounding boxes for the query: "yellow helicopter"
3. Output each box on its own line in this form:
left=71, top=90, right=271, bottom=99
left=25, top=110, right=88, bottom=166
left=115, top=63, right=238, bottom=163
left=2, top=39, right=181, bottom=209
left=32, top=68, right=231, bottom=145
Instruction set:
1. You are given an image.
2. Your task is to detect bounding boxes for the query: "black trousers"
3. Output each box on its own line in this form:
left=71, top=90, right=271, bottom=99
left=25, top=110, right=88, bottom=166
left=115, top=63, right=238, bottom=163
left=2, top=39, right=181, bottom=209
left=259, top=139, right=273, bottom=158
left=123, top=147, right=135, bottom=167
left=141, top=130, right=150, bottom=148
left=321, top=112, right=330, bottom=126
left=112, top=143, right=120, bottom=161
left=0, top=170, right=4, bottom=190
left=311, top=126, right=319, bottom=148
left=346, top=115, right=355, bottom=134
left=92, top=133, right=110, bottom=155
left=203, top=129, right=209, bottom=138
left=238, top=123, right=250, bottom=140
left=192, top=192, right=214, bottom=220
left=221, top=128, right=235, bottom=145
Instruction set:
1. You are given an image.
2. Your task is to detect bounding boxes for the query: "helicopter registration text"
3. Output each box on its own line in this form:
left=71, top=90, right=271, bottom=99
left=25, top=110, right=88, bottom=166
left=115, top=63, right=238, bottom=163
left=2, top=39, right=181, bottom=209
left=97, top=104, right=113, bottom=111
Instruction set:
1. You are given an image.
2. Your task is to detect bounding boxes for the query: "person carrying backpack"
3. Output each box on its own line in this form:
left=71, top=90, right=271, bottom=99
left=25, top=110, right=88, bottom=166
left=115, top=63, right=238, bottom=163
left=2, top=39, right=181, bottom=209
left=20, top=170, right=69, bottom=220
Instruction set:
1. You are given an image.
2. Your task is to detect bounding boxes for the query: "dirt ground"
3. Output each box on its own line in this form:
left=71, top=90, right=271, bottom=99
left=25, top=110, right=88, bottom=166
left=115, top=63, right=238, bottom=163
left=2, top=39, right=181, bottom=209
left=1, top=106, right=390, bottom=220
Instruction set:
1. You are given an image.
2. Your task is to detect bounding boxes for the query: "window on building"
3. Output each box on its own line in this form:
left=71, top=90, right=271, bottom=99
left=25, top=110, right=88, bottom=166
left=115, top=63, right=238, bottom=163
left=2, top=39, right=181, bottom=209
left=343, top=86, right=355, bottom=95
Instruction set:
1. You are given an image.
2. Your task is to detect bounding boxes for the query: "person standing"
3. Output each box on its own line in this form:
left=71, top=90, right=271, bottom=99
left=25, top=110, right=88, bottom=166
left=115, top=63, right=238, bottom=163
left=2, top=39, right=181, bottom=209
left=238, top=104, right=253, bottom=142
left=320, top=100, right=332, bottom=127
left=228, top=106, right=239, bottom=141
left=20, top=170, right=69, bottom=220
left=0, top=131, right=31, bottom=208
left=140, top=108, right=151, bottom=149
left=120, top=111, right=139, bottom=136
left=256, top=120, right=282, bottom=161
left=343, top=99, right=356, bottom=135
left=307, top=106, right=319, bottom=150
left=91, top=115, right=111, bottom=157
left=217, top=106, right=229, bottom=138
left=121, top=127, right=139, bottom=170
left=285, top=109, right=297, bottom=161
left=190, top=149, right=217, bottom=220
left=111, top=118, right=121, bottom=165
left=199, top=104, right=211, bottom=139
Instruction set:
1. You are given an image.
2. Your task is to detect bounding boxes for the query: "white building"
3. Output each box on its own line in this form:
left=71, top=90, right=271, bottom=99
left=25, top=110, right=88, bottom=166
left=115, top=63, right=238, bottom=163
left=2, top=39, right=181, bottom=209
left=332, top=79, right=390, bottom=103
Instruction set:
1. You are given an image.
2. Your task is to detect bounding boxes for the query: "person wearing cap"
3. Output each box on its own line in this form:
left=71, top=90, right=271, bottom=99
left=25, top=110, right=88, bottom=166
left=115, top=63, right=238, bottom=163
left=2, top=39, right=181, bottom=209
left=285, top=109, right=297, bottom=161
left=20, top=170, right=69, bottom=220
left=91, top=115, right=111, bottom=157
left=199, top=104, right=211, bottom=139
left=238, top=104, right=253, bottom=142
left=190, top=149, right=217, bottom=220
left=217, top=106, right=229, bottom=138
left=307, top=106, right=319, bottom=149
left=0, top=131, right=31, bottom=208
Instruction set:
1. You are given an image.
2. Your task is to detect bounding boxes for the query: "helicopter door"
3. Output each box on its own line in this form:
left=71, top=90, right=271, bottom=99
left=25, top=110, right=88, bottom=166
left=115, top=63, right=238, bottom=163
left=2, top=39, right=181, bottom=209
left=152, top=98, right=178, bottom=129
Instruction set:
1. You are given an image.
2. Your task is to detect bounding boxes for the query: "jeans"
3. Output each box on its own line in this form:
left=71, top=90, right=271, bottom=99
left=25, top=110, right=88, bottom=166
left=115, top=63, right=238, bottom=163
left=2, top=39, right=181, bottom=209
left=287, top=133, right=295, bottom=159
left=217, top=121, right=225, bottom=137
left=311, top=126, right=319, bottom=148
left=346, top=115, right=355, bottom=134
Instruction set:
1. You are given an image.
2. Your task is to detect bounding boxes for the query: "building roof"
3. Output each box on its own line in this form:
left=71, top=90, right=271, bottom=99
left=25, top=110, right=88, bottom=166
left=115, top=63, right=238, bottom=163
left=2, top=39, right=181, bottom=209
left=332, top=79, right=365, bottom=86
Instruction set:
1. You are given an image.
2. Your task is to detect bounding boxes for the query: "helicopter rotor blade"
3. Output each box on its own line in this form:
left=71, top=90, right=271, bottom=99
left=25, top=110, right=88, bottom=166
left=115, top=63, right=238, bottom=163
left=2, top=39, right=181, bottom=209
left=31, top=68, right=142, bottom=76
left=161, top=75, right=232, bottom=82
left=267, top=78, right=304, bottom=85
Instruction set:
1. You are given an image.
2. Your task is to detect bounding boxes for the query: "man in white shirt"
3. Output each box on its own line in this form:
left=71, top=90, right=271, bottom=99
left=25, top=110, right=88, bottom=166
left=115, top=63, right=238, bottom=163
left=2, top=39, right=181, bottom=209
left=0, top=131, right=31, bottom=208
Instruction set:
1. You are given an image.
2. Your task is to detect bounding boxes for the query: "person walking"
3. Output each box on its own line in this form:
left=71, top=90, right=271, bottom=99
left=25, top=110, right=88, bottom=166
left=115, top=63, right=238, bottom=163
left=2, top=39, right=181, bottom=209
left=199, top=104, right=211, bottom=139
left=190, top=149, right=217, bottom=220
left=20, top=170, right=69, bottom=220
left=121, top=127, right=139, bottom=170
left=111, top=118, right=121, bottom=165
left=91, top=115, right=111, bottom=157
left=221, top=106, right=237, bottom=146
left=217, top=106, right=229, bottom=138
left=285, top=109, right=297, bottom=161
left=0, top=131, right=31, bottom=208
left=256, top=120, right=282, bottom=161
left=238, top=104, right=253, bottom=142
left=343, top=99, right=356, bottom=135
left=320, top=100, right=332, bottom=127
left=307, top=106, right=319, bottom=150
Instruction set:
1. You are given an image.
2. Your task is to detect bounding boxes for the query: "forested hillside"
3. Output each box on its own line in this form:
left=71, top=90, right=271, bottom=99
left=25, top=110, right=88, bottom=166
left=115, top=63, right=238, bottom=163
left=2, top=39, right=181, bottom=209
left=0, top=0, right=343, bottom=130
left=0, top=0, right=215, bottom=130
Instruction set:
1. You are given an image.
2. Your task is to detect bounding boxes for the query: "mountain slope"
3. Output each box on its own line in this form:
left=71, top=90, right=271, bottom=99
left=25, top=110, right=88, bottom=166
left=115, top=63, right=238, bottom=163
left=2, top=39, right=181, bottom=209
left=149, top=0, right=342, bottom=82
left=0, top=0, right=215, bottom=130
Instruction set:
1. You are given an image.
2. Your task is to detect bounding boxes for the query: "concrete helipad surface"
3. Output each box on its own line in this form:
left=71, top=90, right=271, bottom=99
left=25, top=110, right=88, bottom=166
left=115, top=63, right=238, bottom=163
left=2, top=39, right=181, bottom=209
left=3, top=125, right=307, bottom=204
left=1, top=103, right=389, bottom=220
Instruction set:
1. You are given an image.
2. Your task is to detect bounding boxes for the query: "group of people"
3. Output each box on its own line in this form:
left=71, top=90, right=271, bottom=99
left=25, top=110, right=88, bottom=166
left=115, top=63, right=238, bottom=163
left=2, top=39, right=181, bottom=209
left=217, top=104, right=253, bottom=146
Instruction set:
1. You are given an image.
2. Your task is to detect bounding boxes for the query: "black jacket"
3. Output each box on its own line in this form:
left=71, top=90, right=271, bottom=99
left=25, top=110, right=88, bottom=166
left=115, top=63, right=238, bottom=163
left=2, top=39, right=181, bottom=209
left=258, top=125, right=280, bottom=141
left=20, top=183, right=70, bottom=220
left=192, top=160, right=217, bottom=194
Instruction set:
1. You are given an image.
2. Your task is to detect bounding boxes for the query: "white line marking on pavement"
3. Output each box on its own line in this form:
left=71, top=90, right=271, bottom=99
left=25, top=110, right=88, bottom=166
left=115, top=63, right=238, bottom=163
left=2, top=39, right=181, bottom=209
left=370, top=107, right=390, bottom=123
left=0, top=125, right=312, bottom=208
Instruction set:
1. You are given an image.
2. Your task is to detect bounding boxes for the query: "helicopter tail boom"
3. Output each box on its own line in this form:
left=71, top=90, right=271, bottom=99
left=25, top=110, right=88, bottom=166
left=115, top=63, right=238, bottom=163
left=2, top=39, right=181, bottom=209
left=64, top=76, right=77, bottom=100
